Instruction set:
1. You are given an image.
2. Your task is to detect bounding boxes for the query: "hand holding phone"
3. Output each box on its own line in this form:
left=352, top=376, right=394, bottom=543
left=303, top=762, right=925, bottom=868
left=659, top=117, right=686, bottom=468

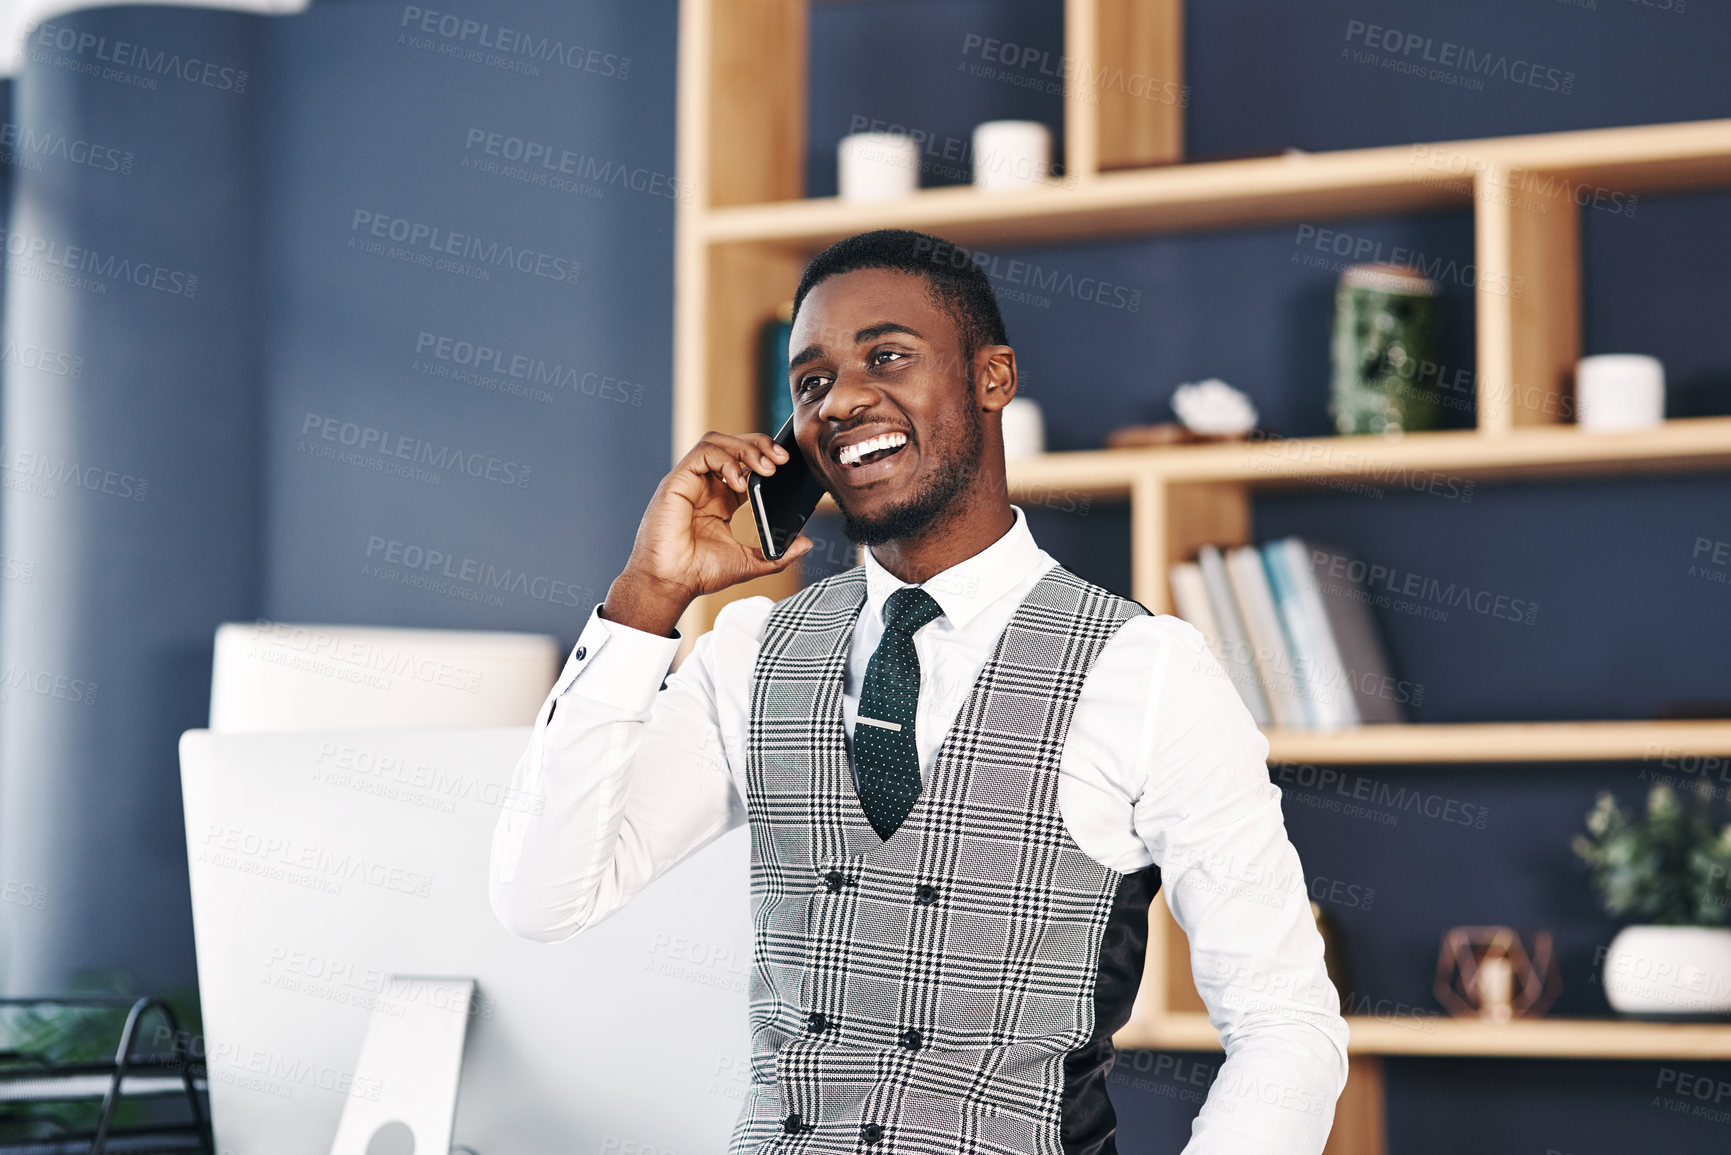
left=748, top=415, right=828, bottom=562
left=603, top=429, right=814, bottom=637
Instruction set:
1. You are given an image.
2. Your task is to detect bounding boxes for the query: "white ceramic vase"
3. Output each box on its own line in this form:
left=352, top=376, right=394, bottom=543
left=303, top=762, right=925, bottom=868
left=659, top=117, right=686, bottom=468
left=837, top=132, right=919, bottom=202
left=972, top=120, right=1052, bottom=192
left=1001, top=397, right=1045, bottom=459
left=1576, top=353, right=1665, bottom=431
left=1602, top=925, right=1731, bottom=1016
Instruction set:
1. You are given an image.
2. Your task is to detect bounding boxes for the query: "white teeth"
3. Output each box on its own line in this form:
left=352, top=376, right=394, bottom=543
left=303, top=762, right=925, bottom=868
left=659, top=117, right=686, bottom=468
left=838, top=432, right=908, bottom=467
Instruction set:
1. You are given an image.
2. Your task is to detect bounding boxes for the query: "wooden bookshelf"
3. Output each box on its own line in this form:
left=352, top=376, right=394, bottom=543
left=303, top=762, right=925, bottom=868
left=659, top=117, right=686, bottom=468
left=1120, top=1013, right=1731, bottom=1060
left=804, top=416, right=1731, bottom=614
left=704, top=117, right=1731, bottom=250
left=788, top=417, right=1731, bottom=500
left=1009, top=416, right=1731, bottom=491
left=674, top=3, right=1731, bottom=1151
left=1264, top=720, right=1731, bottom=765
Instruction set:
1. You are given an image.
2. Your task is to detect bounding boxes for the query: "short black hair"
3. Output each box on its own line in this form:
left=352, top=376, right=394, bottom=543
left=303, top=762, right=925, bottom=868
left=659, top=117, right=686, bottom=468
left=791, top=229, right=1009, bottom=369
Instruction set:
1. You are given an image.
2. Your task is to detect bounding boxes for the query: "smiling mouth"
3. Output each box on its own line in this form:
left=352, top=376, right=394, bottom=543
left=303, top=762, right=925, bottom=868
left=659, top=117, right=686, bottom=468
left=835, top=430, right=910, bottom=468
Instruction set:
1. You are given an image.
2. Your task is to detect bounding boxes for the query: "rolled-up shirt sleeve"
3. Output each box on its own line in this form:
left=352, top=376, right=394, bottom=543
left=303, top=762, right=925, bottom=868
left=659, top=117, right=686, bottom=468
left=1131, top=618, right=1350, bottom=1155
left=487, top=598, right=748, bottom=943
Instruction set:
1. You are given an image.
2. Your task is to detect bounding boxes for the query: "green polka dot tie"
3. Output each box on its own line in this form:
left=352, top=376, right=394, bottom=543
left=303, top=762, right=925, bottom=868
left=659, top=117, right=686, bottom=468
left=854, top=586, right=944, bottom=841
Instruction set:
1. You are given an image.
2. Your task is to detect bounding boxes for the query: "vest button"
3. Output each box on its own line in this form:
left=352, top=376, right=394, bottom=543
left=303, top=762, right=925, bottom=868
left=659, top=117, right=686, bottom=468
left=823, top=870, right=846, bottom=893
left=899, top=1027, right=923, bottom=1050
left=913, top=883, right=938, bottom=905
left=860, top=1122, right=884, bottom=1144
left=783, top=1113, right=804, bottom=1134
left=807, top=1011, right=830, bottom=1033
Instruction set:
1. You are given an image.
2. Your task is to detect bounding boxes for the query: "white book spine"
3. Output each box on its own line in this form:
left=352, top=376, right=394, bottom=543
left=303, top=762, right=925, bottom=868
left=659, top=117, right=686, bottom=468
left=1195, top=545, right=1272, bottom=727
left=1279, top=537, right=1361, bottom=728
left=1225, top=545, right=1311, bottom=730
left=1168, top=562, right=1222, bottom=651
left=1261, top=542, right=1339, bottom=730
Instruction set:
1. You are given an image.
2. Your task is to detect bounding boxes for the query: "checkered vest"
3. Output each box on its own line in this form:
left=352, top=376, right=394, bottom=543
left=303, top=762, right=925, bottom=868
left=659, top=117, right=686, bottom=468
left=730, top=562, right=1162, bottom=1155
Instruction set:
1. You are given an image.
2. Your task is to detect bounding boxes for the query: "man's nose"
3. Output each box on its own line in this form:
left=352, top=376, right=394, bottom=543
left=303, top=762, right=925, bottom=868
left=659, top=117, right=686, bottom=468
left=816, top=365, right=883, bottom=425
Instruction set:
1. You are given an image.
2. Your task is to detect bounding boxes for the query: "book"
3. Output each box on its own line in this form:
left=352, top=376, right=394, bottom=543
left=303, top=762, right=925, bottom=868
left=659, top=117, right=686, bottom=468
left=1170, top=561, right=1253, bottom=717
left=1225, top=544, right=1312, bottom=729
left=1293, top=542, right=1405, bottom=725
left=758, top=302, right=795, bottom=434
left=1261, top=540, right=1331, bottom=729
left=1170, top=561, right=1225, bottom=706
left=1194, top=545, right=1271, bottom=726
left=1168, top=562, right=1221, bottom=649
left=1264, top=537, right=1359, bottom=729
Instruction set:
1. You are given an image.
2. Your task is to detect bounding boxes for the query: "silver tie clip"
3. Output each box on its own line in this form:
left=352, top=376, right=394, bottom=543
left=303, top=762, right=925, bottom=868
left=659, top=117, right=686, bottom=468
left=856, top=715, right=903, bottom=732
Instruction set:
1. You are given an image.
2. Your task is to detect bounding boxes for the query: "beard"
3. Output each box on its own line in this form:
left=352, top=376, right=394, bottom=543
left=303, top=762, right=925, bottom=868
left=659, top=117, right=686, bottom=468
left=837, top=402, right=985, bottom=547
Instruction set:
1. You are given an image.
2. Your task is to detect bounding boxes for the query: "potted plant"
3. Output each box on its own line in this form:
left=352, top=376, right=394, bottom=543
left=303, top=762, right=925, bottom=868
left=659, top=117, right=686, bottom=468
left=0, top=971, right=205, bottom=1144
left=1573, top=781, right=1731, bottom=1016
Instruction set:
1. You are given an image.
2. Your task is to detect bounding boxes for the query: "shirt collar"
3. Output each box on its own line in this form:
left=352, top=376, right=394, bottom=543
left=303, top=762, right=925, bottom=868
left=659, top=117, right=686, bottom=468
left=862, top=504, right=1052, bottom=632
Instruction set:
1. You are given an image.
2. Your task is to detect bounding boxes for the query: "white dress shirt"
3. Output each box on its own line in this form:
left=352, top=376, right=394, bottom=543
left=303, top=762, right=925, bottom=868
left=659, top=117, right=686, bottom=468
left=490, top=504, right=1349, bottom=1154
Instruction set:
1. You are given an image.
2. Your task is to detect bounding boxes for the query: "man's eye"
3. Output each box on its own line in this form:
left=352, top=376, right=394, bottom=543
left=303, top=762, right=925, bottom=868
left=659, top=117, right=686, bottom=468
left=797, top=376, right=829, bottom=396
left=872, top=349, right=906, bottom=366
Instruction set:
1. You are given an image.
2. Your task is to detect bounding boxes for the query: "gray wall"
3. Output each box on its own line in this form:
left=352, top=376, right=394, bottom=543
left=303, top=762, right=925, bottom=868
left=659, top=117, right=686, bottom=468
left=0, top=8, right=263, bottom=995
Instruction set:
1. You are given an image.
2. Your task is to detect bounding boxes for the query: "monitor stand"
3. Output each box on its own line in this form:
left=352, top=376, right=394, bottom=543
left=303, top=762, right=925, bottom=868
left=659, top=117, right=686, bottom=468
left=327, top=976, right=477, bottom=1155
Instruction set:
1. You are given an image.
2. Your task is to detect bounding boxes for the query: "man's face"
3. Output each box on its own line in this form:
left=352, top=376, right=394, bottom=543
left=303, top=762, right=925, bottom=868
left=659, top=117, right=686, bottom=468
left=788, top=268, right=986, bottom=546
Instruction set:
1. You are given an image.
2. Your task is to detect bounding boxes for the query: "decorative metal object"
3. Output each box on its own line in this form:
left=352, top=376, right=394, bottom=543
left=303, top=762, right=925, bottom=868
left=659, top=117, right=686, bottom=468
left=1435, top=926, right=1561, bottom=1021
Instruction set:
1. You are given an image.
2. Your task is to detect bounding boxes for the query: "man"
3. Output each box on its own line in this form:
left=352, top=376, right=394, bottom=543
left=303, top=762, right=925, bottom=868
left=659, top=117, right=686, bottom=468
left=489, top=228, right=1348, bottom=1154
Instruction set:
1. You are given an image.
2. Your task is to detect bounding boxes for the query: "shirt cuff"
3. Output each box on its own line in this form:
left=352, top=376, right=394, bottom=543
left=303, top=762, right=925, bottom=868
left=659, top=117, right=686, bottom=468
left=551, top=602, right=683, bottom=713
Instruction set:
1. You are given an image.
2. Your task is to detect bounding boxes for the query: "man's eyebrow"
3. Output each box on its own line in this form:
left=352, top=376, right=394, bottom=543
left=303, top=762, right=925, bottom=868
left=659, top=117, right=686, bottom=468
left=788, top=321, right=926, bottom=374
left=855, top=321, right=925, bottom=343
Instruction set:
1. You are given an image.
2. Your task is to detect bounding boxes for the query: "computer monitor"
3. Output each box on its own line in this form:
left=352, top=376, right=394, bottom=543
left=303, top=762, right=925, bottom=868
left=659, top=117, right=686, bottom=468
left=207, top=623, right=559, bottom=732
left=179, top=725, right=751, bottom=1154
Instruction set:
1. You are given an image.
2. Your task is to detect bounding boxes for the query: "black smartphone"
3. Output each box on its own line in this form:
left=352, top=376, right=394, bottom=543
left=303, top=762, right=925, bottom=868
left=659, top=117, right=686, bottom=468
left=747, top=415, right=827, bottom=561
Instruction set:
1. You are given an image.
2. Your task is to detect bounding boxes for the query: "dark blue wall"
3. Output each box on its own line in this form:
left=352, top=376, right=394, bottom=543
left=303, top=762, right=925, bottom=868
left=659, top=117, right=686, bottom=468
left=258, top=0, right=676, bottom=633
left=1186, top=0, right=1729, bottom=158
left=806, top=0, right=1066, bottom=195
left=806, top=0, right=1731, bottom=1151
left=0, top=0, right=678, bottom=996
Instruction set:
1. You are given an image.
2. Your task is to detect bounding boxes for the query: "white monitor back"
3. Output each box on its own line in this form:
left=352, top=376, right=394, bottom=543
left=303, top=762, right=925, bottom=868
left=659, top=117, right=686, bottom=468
left=179, top=726, right=751, bottom=1154
left=208, top=623, right=561, bottom=731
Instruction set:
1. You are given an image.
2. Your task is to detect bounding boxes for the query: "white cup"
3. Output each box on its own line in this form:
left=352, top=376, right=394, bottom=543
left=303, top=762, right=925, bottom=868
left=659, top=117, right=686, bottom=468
left=1576, top=354, right=1664, bottom=430
left=972, top=120, right=1051, bottom=192
left=838, top=132, right=920, bottom=202
left=1001, top=397, right=1045, bottom=459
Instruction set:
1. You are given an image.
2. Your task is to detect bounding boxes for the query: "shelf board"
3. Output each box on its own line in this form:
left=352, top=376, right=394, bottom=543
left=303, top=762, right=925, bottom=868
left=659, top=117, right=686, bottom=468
left=1263, top=720, right=1731, bottom=764
left=988, top=417, right=1731, bottom=500
left=704, top=118, right=1731, bottom=251
left=1118, top=1012, right=1731, bottom=1059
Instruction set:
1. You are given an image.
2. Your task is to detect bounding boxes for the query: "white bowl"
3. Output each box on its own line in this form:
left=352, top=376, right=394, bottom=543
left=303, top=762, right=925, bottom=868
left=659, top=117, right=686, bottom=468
left=1603, top=925, right=1731, bottom=1016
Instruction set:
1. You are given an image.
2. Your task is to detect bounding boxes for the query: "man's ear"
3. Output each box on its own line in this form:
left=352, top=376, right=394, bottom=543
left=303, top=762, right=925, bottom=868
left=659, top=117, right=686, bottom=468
left=976, top=344, right=1017, bottom=412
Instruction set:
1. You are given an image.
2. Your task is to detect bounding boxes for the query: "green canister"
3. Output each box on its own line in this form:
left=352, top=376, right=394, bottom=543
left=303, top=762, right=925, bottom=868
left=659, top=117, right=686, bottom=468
left=1329, top=263, right=1440, bottom=436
